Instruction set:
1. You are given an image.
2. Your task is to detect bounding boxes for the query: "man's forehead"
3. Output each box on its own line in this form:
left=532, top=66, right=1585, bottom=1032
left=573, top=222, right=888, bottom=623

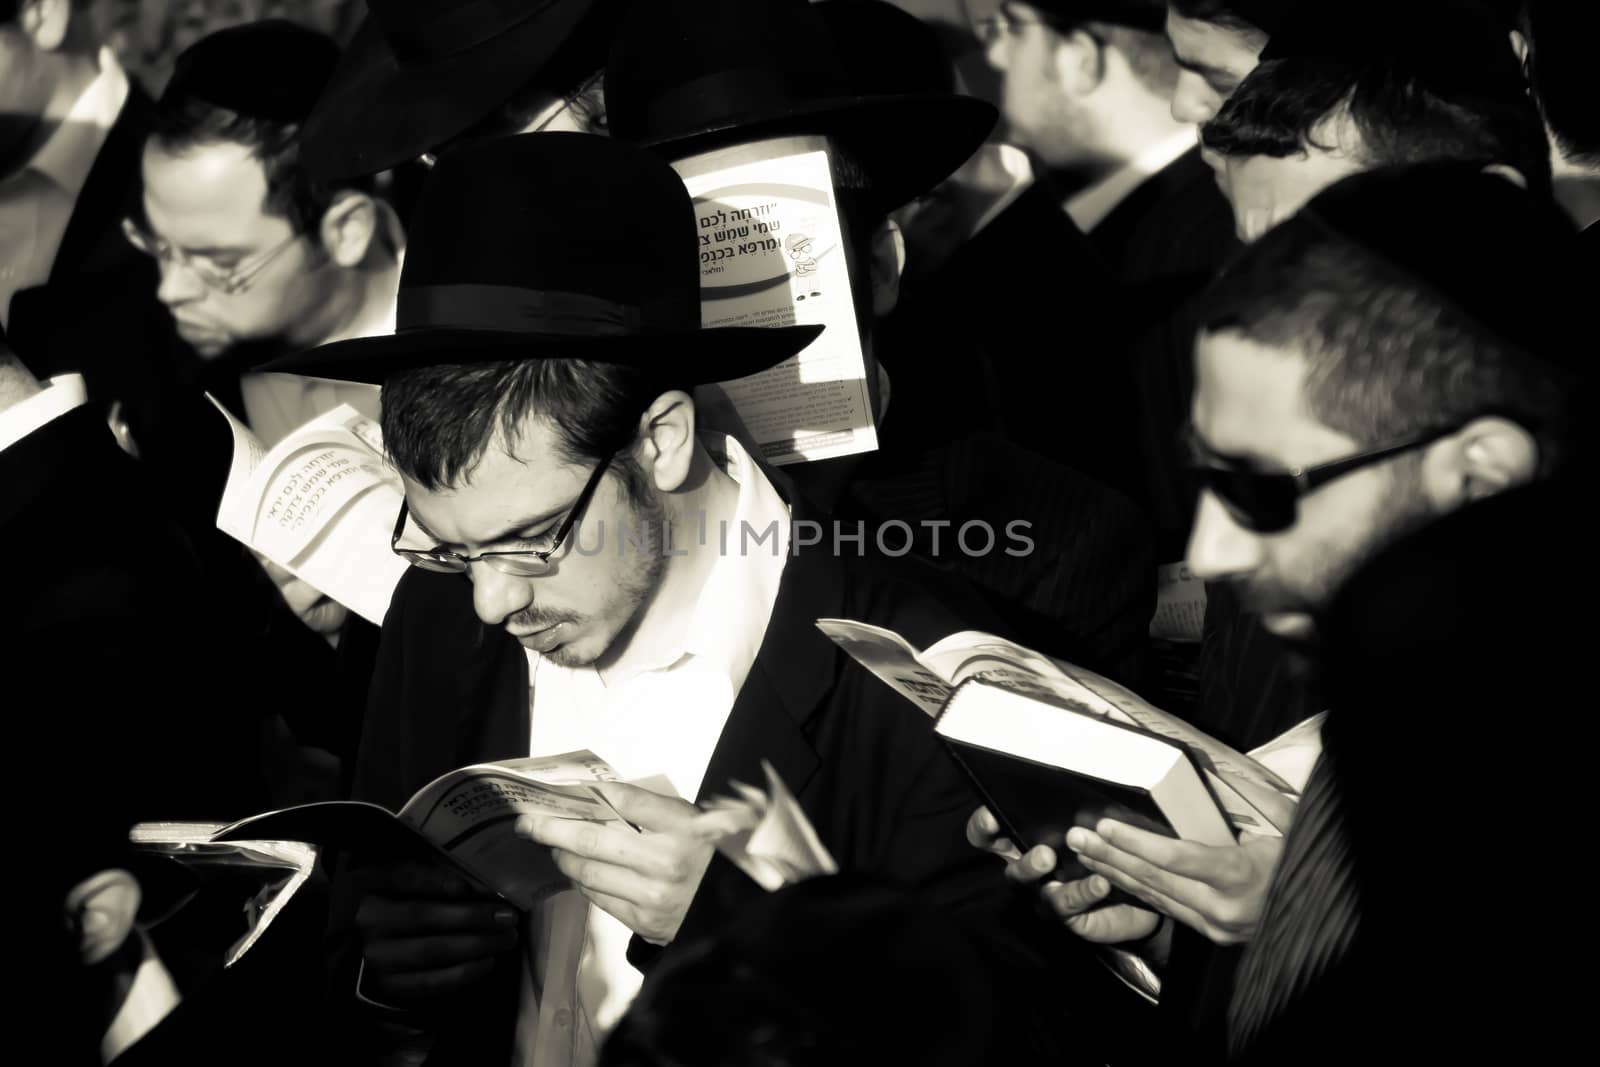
left=402, top=418, right=581, bottom=543
left=141, top=139, right=272, bottom=232
left=1193, top=329, right=1316, bottom=445
left=1166, top=10, right=1258, bottom=71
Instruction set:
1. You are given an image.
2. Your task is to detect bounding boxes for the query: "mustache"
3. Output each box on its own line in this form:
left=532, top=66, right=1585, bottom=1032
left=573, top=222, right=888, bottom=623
left=1223, top=576, right=1312, bottom=618
left=508, top=605, right=581, bottom=631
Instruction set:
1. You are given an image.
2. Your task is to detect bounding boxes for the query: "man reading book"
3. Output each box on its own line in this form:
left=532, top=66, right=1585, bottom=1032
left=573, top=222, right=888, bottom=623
left=264, top=134, right=1073, bottom=1067
left=972, top=163, right=1588, bottom=1058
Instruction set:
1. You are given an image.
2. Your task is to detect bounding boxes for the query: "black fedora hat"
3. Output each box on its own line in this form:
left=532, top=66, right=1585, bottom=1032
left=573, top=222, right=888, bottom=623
left=604, top=0, right=997, bottom=213
left=263, top=133, right=821, bottom=384
left=299, top=0, right=608, bottom=180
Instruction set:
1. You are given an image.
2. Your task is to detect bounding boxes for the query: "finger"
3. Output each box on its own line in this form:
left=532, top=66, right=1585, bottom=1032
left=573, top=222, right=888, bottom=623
left=593, top=782, right=699, bottom=831
left=1072, top=822, right=1250, bottom=891
left=1066, top=829, right=1208, bottom=906
left=357, top=896, right=519, bottom=936
left=1073, top=852, right=1212, bottom=937
left=965, top=806, right=997, bottom=848
left=518, top=815, right=678, bottom=878
left=550, top=849, right=656, bottom=908
left=1065, top=904, right=1162, bottom=945
left=370, top=957, right=499, bottom=1001
left=363, top=929, right=519, bottom=972
left=1004, top=845, right=1056, bottom=885
left=1042, top=874, right=1112, bottom=917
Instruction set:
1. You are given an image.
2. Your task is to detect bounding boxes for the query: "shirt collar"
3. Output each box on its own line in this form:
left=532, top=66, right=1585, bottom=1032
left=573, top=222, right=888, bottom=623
left=677, top=431, right=790, bottom=674
left=0, top=373, right=88, bottom=453
left=1064, top=126, right=1198, bottom=233
left=28, top=47, right=129, bottom=198
left=101, top=933, right=182, bottom=1063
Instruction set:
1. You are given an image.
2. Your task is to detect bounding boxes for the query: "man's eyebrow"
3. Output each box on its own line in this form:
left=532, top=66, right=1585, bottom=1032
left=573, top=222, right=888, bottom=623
left=411, top=505, right=567, bottom=549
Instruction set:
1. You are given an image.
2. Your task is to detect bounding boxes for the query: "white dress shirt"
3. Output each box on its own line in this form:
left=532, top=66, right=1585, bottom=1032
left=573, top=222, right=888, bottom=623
left=102, top=934, right=183, bottom=1064
left=0, top=48, right=129, bottom=328
left=512, top=431, right=791, bottom=1066
left=0, top=372, right=87, bottom=453
left=1064, top=127, right=1199, bottom=234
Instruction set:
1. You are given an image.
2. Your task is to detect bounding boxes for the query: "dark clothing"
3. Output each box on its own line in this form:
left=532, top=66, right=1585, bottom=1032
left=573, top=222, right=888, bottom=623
left=2, top=405, right=266, bottom=821
left=1230, top=480, right=1592, bottom=1063
left=333, top=493, right=1056, bottom=1065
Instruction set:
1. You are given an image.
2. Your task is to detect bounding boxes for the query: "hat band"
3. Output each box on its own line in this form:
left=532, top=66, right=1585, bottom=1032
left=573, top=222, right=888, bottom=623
left=380, top=0, right=560, bottom=64
left=396, top=284, right=674, bottom=337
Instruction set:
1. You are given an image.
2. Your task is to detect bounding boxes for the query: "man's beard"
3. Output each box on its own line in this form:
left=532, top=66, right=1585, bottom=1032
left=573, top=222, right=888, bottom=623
left=509, top=487, right=670, bottom=668
left=1227, top=466, right=1438, bottom=647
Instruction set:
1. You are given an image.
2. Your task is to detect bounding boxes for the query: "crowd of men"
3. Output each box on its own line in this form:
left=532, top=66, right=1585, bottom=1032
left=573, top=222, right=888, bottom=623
left=4, top=0, right=1595, bottom=1064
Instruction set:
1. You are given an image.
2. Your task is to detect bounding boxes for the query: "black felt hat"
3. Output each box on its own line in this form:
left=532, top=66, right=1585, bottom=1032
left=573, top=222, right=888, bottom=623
left=261, top=133, right=821, bottom=384
left=161, top=19, right=340, bottom=121
left=299, top=0, right=607, bottom=180
left=604, top=0, right=996, bottom=213
left=1291, top=161, right=1589, bottom=377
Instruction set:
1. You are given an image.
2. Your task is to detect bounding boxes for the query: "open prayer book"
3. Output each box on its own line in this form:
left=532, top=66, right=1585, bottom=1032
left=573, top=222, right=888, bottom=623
left=212, top=751, right=639, bottom=911
left=673, top=136, right=879, bottom=465
left=691, top=760, right=838, bottom=891
left=129, top=823, right=318, bottom=968
left=816, top=621, right=1298, bottom=887
left=210, top=396, right=407, bottom=625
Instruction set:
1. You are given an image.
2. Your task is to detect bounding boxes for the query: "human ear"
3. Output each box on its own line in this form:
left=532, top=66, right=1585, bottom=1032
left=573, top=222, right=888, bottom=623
left=1422, top=415, right=1540, bottom=510
left=868, top=217, right=906, bottom=317
left=64, top=869, right=142, bottom=967
left=639, top=389, right=697, bottom=493
left=318, top=192, right=379, bottom=269
left=1054, top=26, right=1106, bottom=96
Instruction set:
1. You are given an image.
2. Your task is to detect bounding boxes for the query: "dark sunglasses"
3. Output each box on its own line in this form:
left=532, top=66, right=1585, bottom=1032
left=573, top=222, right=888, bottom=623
left=1181, top=423, right=1457, bottom=533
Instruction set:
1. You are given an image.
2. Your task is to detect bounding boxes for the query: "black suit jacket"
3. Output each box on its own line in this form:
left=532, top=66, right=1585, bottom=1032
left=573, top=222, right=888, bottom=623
left=2, top=405, right=266, bottom=821
left=333, top=494, right=1094, bottom=1064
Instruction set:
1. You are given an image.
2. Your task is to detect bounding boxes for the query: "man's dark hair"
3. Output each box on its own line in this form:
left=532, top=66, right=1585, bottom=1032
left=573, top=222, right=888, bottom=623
left=1197, top=216, right=1573, bottom=471
left=1200, top=49, right=1552, bottom=193
left=148, top=99, right=376, bottom=234
left=1026, top=2, right=1178, bottom=93
left=1520, top=0, right=1600, bottom=166
left=381, top=358, right=692, bottom=498
left=1169, top=0, right=1273, bottom=36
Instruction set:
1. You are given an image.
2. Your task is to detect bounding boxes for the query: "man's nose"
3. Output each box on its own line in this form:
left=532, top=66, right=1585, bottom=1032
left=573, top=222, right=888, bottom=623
left=469, top=562, right=533, bottom=628
left=1185, top=491, right=1265, bottom=583
left=1170, top=72, right=1221, bottom=125
left=155, top=257, right=205, bottom=307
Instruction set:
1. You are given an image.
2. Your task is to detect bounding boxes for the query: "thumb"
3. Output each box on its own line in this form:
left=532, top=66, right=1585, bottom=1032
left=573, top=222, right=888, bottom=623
left=596, top=782, right=697, bottom=831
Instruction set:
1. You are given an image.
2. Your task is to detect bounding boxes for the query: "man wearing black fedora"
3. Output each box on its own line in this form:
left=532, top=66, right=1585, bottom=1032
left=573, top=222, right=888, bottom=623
left=603, top=0, right=1159, bottom=684
left=298, top=0, right=620, bottom=182
left=267, top=133, right=1060, bottom=1066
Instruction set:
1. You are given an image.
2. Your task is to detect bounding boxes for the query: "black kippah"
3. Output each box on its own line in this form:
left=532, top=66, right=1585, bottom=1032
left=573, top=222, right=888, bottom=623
left=1295, top=162, right=1590, bottom=379
left=161, top=18, right=341, bottom=124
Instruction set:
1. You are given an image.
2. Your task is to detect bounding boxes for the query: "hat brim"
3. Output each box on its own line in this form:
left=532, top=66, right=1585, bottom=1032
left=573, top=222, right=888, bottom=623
left=259, top=322, right=824, bottom=386
left=638, top=94, right=997, bottom=213
left=300, top=1, right=599, bottom=180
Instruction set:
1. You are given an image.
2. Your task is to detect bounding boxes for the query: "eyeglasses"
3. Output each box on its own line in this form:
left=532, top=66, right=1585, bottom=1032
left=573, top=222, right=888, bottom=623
left=1181, top=423, right=1457, bottom=534
left=121, top=218, right=304, bottom=295
left=390, top=452, right=615, bottom=576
